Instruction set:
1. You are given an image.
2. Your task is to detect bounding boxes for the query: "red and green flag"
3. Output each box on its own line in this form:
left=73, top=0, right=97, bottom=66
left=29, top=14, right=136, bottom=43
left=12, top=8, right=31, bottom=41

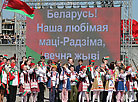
left=104, top=56, right=110, bottom=60
left=91, top=60, right=95, bottom=63
left=2, top=0, right=34, bottom=19
left=7, top=89, right=10, bottom=94
left=66, top=73, right=71, bottom=77
left=1, top=83, right=5, bottom=89
left=75, top=78, right=80, bottom=82
left=126, top=56, right=128, bottom=60
left=52, top=62, right=56, bottom=65
left=23, top=91, right=28, bottom=96
left=40, top=52, right=44, bottom=56
left=87, top=65, right=93, bottom=71
left=3, top=54, right=8, bottom=58
left=135, top=71, right=138, bottom=74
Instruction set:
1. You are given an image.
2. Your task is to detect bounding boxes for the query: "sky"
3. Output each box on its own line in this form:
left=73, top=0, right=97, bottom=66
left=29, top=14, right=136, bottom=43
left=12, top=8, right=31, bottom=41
left=1, top=0, right=138, bottom=21
left=132, top=0, right=138, bottom=21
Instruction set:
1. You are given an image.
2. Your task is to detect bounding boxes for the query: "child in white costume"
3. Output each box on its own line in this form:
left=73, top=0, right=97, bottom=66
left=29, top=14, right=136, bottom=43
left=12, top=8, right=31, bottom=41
left=78, top=66, right=89, bottom=102
left=19, top=65, right=31, bottom=102
left=105, top=69, right=115, bottom=102
left=92, top=65, right=106, bottom=102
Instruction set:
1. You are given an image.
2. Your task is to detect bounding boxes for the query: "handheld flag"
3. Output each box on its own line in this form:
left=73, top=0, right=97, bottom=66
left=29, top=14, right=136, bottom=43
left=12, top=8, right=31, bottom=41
left=1, top=83, right=5, bottom=89
left=23, top=91, right=28, bottom=96
left=87, top=65, right=92, bottom=71
left=2, top=0, right=34, bottom=19
left=91, top=60, right=95, bottom=63
left=41, top=52, right=44, bottom=56
left=7, top=89, right=10, bottom=94
left=104, top=56, right=110, bottom=60
left=3, top=54, right=8, bottom=58
left=135, top=71, right=138, bottom=74
left=126, top=56, right=128, bottom=60
left=75, top=78, right=80, bottom=83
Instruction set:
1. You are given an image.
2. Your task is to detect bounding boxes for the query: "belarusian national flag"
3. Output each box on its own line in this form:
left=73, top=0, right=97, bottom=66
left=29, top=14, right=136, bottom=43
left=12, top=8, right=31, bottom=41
left=75, top=78, right=80, bottom=82
left=87, top=65, right=92, bottom=71
left=1, top=83, right=5, bottom=89
left=135, top=71, right=138, bottom=74
left=104, top=56, right=110, bottom=60
left=3, top=54, right=8, bottom=58
left=2, top=0, right=34, bottom=19
left=91, top=60, right=95, bottom=63
left=7, top=89, right=10, bottom=94
left=23, top=91, right=28, bottom=96
left=126, top=56, right=128, bottom=60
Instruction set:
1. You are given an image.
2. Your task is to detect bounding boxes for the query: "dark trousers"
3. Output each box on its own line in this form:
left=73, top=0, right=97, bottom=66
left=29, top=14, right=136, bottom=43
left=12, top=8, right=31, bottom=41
left=37, top=82, right=45, bottom=102
left=7, top=85, right=17, bottom=102
left=55, top=89, right=61, bottom=102
left=49, top=86, right=55, bottom=102
left=27, top=94, right=31, bottom=102
left=102, top=91, right=108, bottom=102
left=70, top=85, right=78, bottom=102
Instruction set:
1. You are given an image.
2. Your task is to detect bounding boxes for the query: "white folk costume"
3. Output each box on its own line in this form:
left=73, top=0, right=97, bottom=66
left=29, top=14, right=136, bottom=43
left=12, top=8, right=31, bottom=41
left=59, top=68, right=71, bottom=102
left=59, top=68, right=71, bottom=91
left=37, top=65, right=47, bottom=83
left=47, top=71, right=59, bottom=88
left=78, top=71, right=89, bottom=92
left=92, top=70, right=104, bottom=91
left=19, top=70, right=31, bottom=93
left=28, top=63, right=40, bottom=102
left=105, top=74, right=115, bottom=102
left=117, top=72, right=127, bottom=102
left=29, top=68, right=39, bottom=93
left=19, top=70, right=31, bottom=102
left=70, top=71, right=78, bottom=86
left=105, top=74, right=115, bottom=91
left=78, top=66, right=90, bottom=102
left=117, top=73, right=127, bottom=91
left=92, top=66, right=105, bottom=102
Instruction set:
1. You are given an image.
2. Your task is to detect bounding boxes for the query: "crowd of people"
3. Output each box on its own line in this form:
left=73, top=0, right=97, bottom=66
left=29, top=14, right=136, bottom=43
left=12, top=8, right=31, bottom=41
left=0, top=34, right=25, bottom=44
left=0, top=54, right=138, bottom=102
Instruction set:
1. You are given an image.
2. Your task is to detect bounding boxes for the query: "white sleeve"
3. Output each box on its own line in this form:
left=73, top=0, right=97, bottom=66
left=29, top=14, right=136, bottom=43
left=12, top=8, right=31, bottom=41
left=66, top=68, right=71, bottom=74
left=28, top=72, right=30, bottom=82
left=47, top=72, right=51, bottom=78
left=91, top=67, right=94, bottom=79
left=56, top=73, right=59, bottom=85
left=35, top=69, right=39, bottom=75
left=79, top=72, right=86, bottom=78
left=60, top=71, right=64, bottom=80
left=106, top=75, right=110, bottom=80
left=131, top=72, right=135, bottom=77
left=128, top=68, right=132, bottom=73
left=28, top=69, right=34, bottom=74
left=38, top=67, right=46, bottom=74
left=100, top=72, right=105, bottom=76
left=20, top=73, right=24, bottom=84
left=118, top=74, right=121, bottom=78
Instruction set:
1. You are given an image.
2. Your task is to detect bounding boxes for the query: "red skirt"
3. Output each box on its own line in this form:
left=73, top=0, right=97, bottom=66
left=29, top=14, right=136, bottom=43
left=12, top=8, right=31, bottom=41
left=31, top=86, right=40, bottom=92
left=30, top=82, right=40, bottom=92
left=78, top=82, right=83, bottom=92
